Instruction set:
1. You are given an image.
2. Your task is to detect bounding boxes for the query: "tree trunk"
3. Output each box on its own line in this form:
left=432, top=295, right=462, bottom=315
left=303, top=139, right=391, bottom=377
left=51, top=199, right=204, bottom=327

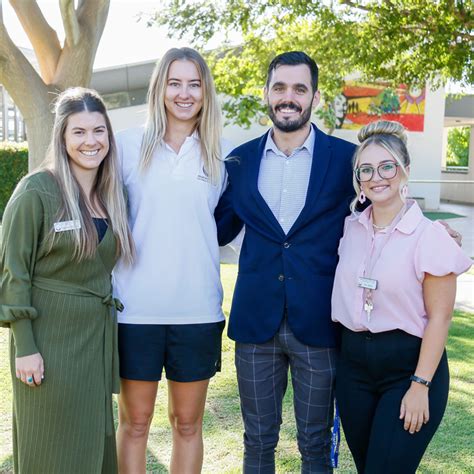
left=0, top=0, right=110, bottom=170
left=24, top=111, right=55, bottom=169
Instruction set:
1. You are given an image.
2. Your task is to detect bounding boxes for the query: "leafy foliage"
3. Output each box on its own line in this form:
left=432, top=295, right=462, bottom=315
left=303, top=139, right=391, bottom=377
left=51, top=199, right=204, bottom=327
left=446, top=126, right=471, bottom=167
left=147, top=0, right=474, bottom=128
left=0, top=143, right=28, bottom=220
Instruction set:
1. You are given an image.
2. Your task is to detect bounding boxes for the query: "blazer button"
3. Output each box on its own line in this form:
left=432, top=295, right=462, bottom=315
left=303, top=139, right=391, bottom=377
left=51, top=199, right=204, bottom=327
left=283, top=242, right=290, bottom=249
left=278, top=274, right=285, bottom=281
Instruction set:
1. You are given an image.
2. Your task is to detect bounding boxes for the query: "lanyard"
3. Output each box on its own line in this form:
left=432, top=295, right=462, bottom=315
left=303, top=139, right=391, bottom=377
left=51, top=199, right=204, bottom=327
left=331, top=402, right=341, bottom=468
left=359, top=205, right=406, bottom=321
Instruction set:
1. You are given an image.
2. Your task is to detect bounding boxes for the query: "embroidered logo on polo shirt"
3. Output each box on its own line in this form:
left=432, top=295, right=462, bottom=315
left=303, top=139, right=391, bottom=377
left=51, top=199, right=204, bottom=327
left=197, top=164, right=209, bottom=183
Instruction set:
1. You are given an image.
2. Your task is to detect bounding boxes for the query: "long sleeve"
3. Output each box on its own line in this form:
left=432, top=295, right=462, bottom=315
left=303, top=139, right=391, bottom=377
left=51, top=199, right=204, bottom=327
left=0, top=180, right=44, bottom=357
left=215, top=180, right=244, bottom=246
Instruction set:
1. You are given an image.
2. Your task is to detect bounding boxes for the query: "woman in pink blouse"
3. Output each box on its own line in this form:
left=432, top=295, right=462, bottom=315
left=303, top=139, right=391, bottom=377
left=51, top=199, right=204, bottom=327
left=331, top=120, right=472, bottom=473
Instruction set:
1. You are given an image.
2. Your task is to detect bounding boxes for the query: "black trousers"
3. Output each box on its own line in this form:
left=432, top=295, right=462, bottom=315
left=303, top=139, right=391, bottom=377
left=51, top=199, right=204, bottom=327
left=335, top=328, right=449, bottom=474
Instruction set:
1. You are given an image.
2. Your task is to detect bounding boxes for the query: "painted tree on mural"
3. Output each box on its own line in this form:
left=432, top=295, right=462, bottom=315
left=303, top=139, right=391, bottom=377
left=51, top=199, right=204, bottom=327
left=148, top=0, right=474, bottom=129
left=0, top=0, right=110, bottom=168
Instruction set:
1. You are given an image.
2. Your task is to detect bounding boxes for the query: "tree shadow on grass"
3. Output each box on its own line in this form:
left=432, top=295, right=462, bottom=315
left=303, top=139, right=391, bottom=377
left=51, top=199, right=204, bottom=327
left=145, top=449, right=168, bottom=473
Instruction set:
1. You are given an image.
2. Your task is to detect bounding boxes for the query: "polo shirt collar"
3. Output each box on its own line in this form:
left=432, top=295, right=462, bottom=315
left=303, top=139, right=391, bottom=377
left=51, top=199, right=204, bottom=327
left=163, top=130, right=200, bottom=153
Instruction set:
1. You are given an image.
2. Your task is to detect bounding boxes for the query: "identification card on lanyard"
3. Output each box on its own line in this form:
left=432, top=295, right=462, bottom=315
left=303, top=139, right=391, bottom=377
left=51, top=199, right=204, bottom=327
left=358, top=277, right=378, bottom=290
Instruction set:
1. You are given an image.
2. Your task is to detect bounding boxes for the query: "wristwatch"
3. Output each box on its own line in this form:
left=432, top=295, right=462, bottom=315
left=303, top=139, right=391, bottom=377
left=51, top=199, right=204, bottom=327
left=410, top=375, right=432, bottom=388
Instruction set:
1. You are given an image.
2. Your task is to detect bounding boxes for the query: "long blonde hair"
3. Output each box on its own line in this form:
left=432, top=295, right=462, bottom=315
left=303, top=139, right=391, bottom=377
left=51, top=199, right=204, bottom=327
left=140, top=47, right=223, bottom=184
left=43, top=87, right=134, bottom=264
left=350, top=120, right=410, bottom=212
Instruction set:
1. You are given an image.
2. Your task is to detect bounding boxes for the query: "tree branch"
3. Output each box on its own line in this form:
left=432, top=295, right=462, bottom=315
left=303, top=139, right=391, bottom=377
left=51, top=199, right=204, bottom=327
left=0, top=21, right=50, bottom=115
left=8, top=0, right=61, bottom=84
left=60, top=0, right=80, bottom=46
left=339, top=0, right=371, bottom=13
left=53, top=0, right=110, bottom=88
left=78, top=0, right=110, bottom=34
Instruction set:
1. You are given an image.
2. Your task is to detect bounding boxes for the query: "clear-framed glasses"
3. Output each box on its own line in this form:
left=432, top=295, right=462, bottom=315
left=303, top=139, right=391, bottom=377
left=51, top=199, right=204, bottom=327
left=354, top=162, right=400, bottom=182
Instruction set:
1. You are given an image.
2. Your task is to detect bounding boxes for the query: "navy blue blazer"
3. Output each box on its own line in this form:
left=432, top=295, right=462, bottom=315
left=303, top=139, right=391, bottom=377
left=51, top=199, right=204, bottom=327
left=215, top=124, right=356, bottom=347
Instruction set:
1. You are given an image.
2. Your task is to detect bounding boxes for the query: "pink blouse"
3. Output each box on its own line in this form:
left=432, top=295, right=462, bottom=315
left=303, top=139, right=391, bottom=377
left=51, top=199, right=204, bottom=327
left=331, top=200, right=472, bottom=338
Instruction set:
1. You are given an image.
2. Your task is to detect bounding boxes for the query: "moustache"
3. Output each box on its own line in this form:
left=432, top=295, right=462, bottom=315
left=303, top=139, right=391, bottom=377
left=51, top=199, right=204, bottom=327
left=275, top=102, right=302, bottom=113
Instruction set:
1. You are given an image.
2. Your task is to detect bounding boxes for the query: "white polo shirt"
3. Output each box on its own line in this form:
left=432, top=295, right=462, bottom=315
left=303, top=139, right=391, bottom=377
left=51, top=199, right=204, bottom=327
left=113, top=127, right=232, bottom=325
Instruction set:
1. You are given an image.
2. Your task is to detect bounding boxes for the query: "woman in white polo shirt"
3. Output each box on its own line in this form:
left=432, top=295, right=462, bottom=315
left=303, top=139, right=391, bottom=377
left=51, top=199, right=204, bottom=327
left=113, top=47, right=232, bottom=473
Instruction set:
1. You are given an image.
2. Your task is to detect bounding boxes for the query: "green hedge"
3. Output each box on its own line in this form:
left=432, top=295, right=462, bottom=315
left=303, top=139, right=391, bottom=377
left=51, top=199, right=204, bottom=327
left=0, top=142, right=29, bottom=220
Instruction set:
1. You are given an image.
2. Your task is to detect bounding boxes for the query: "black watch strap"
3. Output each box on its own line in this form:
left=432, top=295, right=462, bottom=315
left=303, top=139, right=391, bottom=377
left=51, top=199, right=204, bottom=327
left=410, top=375, right=432, bottom=388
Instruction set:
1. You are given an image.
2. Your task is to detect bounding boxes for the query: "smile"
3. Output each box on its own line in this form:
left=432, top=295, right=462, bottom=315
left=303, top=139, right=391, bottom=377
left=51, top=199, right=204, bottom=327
left=275, top=102, right=301, bottom=114
left=370, top=185, right=390, bottom=192
left=80, top=150, right=100, bottom=156
left=175, top=102, right=193, bottom=108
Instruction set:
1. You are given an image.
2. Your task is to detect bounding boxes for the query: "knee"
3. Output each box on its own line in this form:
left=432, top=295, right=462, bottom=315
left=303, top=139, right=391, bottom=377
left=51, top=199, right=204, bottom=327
left=120, top=410, right=154, bottom=439
left=169, top=412, right=202, bottom=439
left=244, top=432, right=278, bottom=454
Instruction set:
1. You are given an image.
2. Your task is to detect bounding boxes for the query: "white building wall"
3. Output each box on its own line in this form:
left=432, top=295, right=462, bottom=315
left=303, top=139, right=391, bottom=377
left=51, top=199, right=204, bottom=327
left=109, top=104, right=147, bottom=133
left=108, top=86, right=446, bottom=209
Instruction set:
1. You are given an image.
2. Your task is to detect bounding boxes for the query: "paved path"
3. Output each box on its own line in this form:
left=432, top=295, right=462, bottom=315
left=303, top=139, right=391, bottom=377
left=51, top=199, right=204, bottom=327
left=437, top=201, right=474, bottom=312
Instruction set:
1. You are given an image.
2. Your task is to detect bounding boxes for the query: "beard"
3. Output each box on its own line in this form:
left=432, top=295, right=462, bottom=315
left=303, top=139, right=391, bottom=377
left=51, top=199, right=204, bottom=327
left=267, top=101, right=312, bottom=133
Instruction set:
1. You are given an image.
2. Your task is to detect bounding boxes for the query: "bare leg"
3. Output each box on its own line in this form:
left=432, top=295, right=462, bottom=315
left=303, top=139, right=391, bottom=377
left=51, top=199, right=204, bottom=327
left=168, top=379, right=210, bottom=474
left=117, top=379, right=159, bottom=474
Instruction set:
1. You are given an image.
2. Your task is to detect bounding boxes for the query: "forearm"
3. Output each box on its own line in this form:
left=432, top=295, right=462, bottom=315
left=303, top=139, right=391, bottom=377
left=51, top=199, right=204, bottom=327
left=215, top=181, right=243, bottom=246
left=414, top=317, right=451, bottom=382
left=416, top=272, right=456, bottom=383
left=217, top=215, right=244, bottom=246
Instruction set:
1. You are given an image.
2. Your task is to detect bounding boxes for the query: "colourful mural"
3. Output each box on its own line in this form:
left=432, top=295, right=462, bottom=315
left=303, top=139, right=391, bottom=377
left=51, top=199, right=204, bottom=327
left=333, top=81, right=425, bottom=132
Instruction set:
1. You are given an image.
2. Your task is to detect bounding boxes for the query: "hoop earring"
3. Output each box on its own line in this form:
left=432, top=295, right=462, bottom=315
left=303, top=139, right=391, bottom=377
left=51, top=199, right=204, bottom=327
left=358, top=191, right=366, bottom=204
left=401, top=184, right=408, bottom=199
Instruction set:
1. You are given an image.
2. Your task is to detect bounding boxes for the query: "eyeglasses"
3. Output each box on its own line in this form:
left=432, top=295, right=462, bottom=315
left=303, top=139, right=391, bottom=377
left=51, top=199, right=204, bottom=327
left=354, top=162, right=400, bottom=182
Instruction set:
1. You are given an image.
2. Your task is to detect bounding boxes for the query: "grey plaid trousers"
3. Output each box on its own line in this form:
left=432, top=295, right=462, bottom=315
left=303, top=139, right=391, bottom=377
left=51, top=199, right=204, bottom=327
left=235, top=318, right=336, bottom=473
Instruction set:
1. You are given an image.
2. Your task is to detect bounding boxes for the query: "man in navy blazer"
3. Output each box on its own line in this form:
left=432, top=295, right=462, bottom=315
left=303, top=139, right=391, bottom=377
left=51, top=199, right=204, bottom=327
left=216, top=52, right=356, bottom=473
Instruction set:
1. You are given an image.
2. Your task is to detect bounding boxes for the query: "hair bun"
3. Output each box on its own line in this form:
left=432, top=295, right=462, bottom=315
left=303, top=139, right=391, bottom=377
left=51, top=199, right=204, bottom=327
left=357, top=120, right=407, bottom=145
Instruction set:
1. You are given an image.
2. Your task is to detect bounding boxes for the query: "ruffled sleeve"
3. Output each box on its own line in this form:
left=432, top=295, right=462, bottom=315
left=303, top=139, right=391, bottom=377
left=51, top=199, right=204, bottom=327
left=0, top=178, right=44, bottom=357
left=414, top=221, right=473, bottom=281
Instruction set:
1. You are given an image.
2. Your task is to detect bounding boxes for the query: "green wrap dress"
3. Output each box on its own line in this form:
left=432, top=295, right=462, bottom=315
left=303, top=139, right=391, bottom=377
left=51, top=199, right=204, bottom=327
left=0, top=171, right=121, bottom=474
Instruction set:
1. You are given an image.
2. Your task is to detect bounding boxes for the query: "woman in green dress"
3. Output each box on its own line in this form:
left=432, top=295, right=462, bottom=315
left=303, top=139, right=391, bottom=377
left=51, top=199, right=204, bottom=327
left=0, top=88, right=134, bottom=473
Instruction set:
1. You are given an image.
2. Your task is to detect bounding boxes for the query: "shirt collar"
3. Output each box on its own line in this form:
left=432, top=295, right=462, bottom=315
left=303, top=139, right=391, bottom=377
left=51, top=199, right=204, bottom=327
left=264, top=125, right=315, bottom=158
left=163, top=130, right=200, bottom=152
left=190, top=130, right=200, bottom=141
left=358, top=199, right=423, bottom=235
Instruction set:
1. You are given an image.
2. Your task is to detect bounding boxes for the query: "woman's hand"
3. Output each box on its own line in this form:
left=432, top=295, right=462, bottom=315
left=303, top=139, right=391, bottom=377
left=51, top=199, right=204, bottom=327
left=438, top=221, right=462, bottom=246
left=399, top=382, right=429, bottom=434
left=16, top=353, right=44, bottom=386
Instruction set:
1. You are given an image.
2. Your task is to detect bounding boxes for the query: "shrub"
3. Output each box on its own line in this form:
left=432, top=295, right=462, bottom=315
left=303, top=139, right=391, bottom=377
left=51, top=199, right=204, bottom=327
left=446, top=126, right=470, bottom=167
left=0, top=142, right=29, bottom=220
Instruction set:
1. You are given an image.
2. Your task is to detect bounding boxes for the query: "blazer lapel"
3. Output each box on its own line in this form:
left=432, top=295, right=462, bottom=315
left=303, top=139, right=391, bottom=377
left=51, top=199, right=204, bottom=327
left=287, top=124, right=332, bottom=238
left=247, top=130, right=287, bottom=239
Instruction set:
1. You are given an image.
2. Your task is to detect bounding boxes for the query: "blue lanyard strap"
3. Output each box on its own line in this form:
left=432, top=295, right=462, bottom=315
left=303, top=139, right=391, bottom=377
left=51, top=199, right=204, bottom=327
left=331, top=401, right=341, bottom=468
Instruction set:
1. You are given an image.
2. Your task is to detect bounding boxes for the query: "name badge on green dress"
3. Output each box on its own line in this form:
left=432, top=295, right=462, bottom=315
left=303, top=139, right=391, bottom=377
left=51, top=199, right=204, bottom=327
left=54, top=220, right=81, bottom=232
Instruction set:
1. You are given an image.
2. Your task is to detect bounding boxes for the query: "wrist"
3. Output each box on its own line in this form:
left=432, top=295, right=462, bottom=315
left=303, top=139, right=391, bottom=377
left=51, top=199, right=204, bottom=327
left=11, top=319, right=38, bottom=357
left=410, top=374, right=432, bottom=388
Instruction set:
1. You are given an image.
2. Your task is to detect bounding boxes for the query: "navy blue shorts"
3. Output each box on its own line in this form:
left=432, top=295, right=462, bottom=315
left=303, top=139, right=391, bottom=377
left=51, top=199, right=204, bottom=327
left=118, top=321, right=225, bottom=382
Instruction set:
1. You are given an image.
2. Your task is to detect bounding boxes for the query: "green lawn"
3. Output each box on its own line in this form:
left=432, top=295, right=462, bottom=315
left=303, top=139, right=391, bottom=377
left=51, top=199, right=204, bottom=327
left=0, top=264, right=473, bottom=473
